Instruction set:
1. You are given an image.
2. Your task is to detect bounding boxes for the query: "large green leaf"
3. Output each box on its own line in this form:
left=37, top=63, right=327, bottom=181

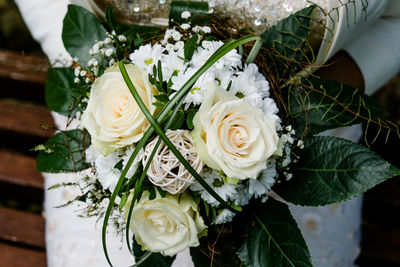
left=132, top=238, right=175, bottom=267
left=261, top=6, right=315, bottom=66
left=274, top=136, right=400, bottom=206
left=45, top=67, right=84, bottom=116
left=238, top=199, right=313, bottom=267
left=288, top=77, right=387, bottom=138
left=37, top=129, right=90, bottom=173
left=169, top=1, right=209, bottom=24
left=62, top=5, right=107, bottom=66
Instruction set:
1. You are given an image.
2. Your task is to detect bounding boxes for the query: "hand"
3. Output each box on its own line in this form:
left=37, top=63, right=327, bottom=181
left=315, top=50, right=365, bottom=91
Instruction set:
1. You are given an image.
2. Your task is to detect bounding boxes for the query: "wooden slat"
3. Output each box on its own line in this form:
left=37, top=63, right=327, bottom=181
left=0, top=150, right=43, bottom=189
left=360, top=223, right=400, bottom=264
left=0, top=99, right=54, bottom=139
left=0, top=243, right=46, bottom=267
left=0, top=207, right=45, bottom=249
left=0, top=49, right=48, bottom=84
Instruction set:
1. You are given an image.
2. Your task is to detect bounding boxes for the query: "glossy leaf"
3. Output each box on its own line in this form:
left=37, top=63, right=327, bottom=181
left=45, top=67, right=83, bottom=116
left=261, top=6, right=315, bottom=62
left=184, top=34, right=199, bottom=61
left=274, top=136, right=400, bottom=206
left=238, top=199, right=312, bottom=267
left=37, top=129, right=90, bottom=173
left=288, top=77, right=387, bottom=138
left=169, top=1, right=209, bottom=24
left=62, top=5, right=107, bottom=66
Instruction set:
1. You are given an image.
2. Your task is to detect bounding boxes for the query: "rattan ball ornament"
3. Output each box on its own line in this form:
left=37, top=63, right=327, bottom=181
left=142, top=129, right=203, bottom=194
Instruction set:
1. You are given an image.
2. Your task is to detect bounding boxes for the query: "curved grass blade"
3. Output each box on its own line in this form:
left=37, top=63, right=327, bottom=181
left=102, top=34, right=259, bottom=266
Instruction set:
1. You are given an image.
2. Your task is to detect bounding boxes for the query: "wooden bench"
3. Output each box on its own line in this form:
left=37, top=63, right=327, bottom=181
left=0, top=49, right=50, bottom=267
left=0, top=49, right=399, bottom=267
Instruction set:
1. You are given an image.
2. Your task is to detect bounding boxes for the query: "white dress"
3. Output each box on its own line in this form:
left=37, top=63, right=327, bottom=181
left=14, top=0, right=400, bottom=266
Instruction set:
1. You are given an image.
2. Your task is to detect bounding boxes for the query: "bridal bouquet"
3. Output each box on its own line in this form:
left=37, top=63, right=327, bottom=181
left=37, top=1, right=399, bottom=266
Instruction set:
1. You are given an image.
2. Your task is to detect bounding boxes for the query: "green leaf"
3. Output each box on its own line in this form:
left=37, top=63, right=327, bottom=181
left=104, top=6, right=117, bottom=32
left=187, top=110, right=196, bottom=130
left=261, top=5, right=314, bottom=61
left=169, top=1, right=209, bottom=24
left=288, top=77, right=387, bottom=138
left=154, top=94, right=170, bottom=102
left=62, top=5, right=107, bottom=66
left=169, top=110, right=185, bottom=130
left=132, top=238, right=175, bottom=267
left=184, top=34, right=199, bottom=61
left=45, top=67, right=83, bottom=116
left=238, top=199, right=312, bottom=267
left=260, top=6, right=315, bottom=77
left=37, top=129, right=90, bottom=172
left=274, top=136, right=400, bottom=206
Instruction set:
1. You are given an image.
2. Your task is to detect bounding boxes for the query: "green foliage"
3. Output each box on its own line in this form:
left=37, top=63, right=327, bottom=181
left=37, top=129, right=90, bottom=173
left=132, top=238, right=175, bottom=267
left=62, top=5, right=107, bottom=66
left=260, top=5, right=315, bottom=77
left=169, top=1, right=209, bottom=24
left=184, top=34, right=199, bottom=61
left=288, top=77, right=387, bottom=138
left=274, top=136, right=400, bottom=206
left=238, top=199, right=313, bottom=267
left=45, top=67, right=86, bottom=116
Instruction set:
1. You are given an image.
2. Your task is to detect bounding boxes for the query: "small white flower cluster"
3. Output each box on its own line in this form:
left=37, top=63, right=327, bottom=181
left=85, top=145, right=144, bottom=192
left=69, top=173, right=125, bottom=232
left=275, top=125, right=304, bottom=181
left=190, top=163, right=277, bottom=224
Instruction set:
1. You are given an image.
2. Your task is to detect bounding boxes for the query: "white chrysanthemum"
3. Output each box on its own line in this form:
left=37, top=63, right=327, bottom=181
left=171, top=68, right=216, bottom=108
left=191, top=41, right=242, bottom=70
left=121, top=145, right=144, bottom=179
left=213, top=66, right=237, bottom=89
left=214, top=209, right=236, bottom=225
left=161, top=51, right=187, bottom=81
left=248, top=163, right=277, bottom=198
left=85, top=145, right=102, bottom=164
left=262, top=98, right=280, bottom=120
left=231, top=63, right=270, bottom=98
left=190, top=170, right=237, bottom=206
left=96, top=152, right=121, bottom=192
left=233, top=184, right=252, bottom=206
left=129, top=44, right=164, bottom=72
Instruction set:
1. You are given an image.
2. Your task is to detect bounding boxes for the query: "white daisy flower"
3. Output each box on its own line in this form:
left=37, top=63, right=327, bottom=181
left=191, top=41, right=242, bottom=70
left=120, top=145, right=144, bottom=179
left=248, top=163, right=277, bottom=198
left=95, top=152, right=121, bottom=192
left=129, top=44, right=164, bottom=72
left=231, top=63, right=270, bottom=98
left=161, top=51, right=187, bottom=81
left=214, top=209, right=236, bottom=225
left=85, top=145, right=102, bottom=164
left=190, top=170, right=237, bottom=206
left=171, top=68, right=216, bottom=108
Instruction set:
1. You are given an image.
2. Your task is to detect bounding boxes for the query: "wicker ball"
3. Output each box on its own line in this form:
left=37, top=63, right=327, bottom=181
left=142, top=130, right=203, bottom=194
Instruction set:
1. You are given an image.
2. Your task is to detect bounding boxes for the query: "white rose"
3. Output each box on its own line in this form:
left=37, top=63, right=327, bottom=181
left=192, top=84, right=279, bottom=180
left=81, top=63, right=157, bottom=155
left=126, top=191, right=207, bottom=256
